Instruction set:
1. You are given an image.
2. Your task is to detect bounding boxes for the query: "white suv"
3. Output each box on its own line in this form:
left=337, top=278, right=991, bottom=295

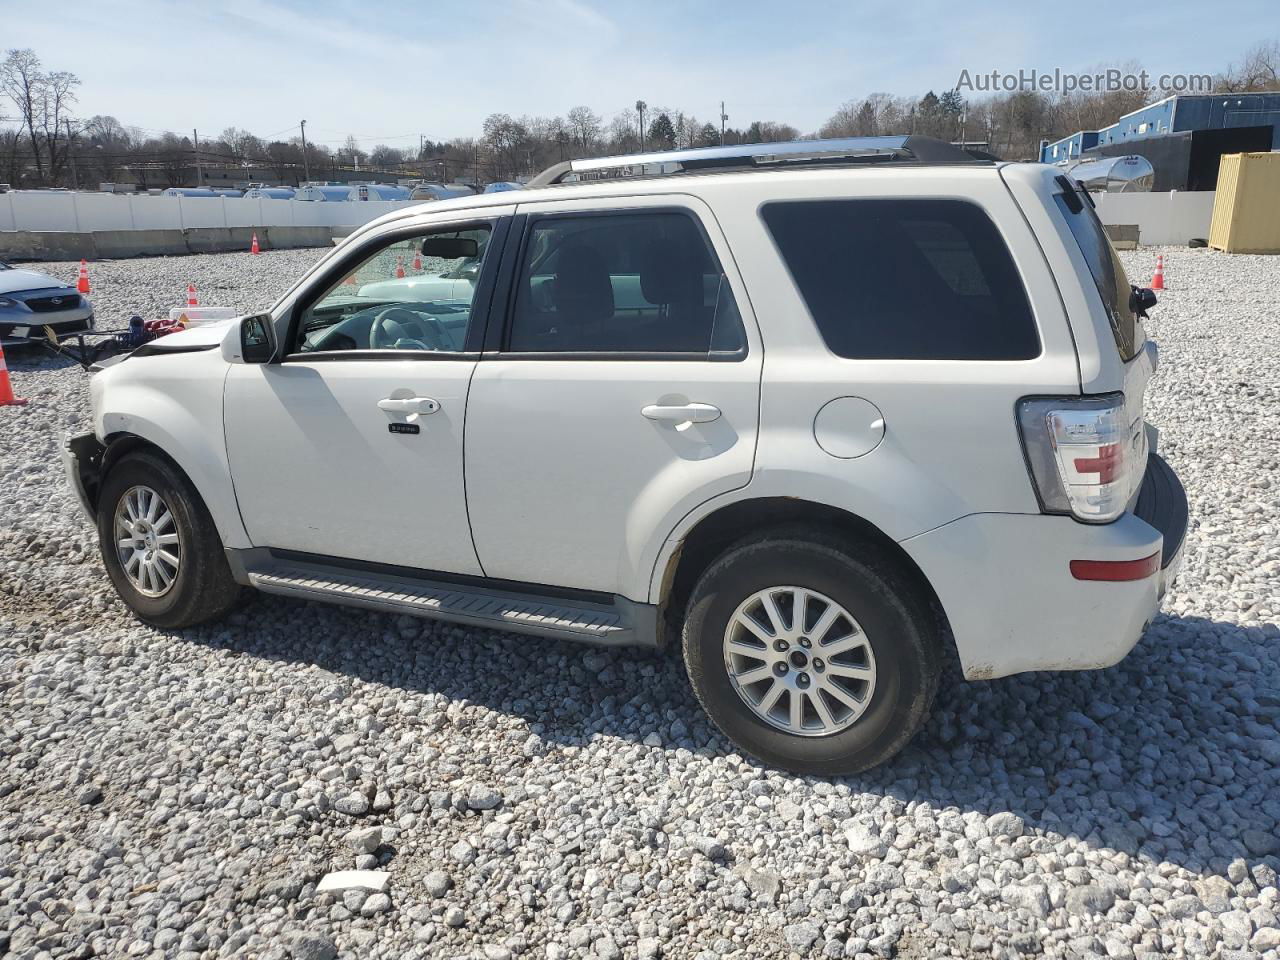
left=64, top=136, right=1187, bottom=774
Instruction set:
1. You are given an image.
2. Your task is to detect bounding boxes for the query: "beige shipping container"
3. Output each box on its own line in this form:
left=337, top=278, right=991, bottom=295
left=1209, top=152, right=1280, bottom=253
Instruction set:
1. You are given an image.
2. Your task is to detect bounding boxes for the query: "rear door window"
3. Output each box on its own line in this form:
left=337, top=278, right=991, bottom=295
left=1053, top=185, right=1139, bottom=360
left=506, top=211, right=746, bottom=357
left=761, top=198, right=1040, bottom=360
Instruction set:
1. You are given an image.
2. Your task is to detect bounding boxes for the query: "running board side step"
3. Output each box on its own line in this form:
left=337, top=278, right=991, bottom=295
left=229, top=551, right=658, bottom=649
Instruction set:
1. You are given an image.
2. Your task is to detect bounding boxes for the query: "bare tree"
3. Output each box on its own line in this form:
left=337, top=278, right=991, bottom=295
left=220, top=127, right=265, bottom=165
left=482, top=113, right=530, bottom=180
left=0, top=126, right=23, bottom=185
left=566, top=106, right=601, bottom=153
left=1216, top=40, right=1280, bottom=92
left=368, top=144, right=404, bottom=169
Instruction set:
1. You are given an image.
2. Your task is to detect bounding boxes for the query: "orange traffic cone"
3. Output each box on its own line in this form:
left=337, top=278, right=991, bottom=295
left=77, top=259, right=90, bottom=294
left=1150, top=255, right=1165, bottom=290
left=412, top=252, right=422, bottom=272
left=187, top=284, right=198, bottom=307
left=0, top=339, right=28, bottom=407
left=250, top=233, right=260, bottom=255
left=395, top=256, right=406, bottom=279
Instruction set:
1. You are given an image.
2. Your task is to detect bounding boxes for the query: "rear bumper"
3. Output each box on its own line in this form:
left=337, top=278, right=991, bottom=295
left=901, top=455, right=1188, bottom=680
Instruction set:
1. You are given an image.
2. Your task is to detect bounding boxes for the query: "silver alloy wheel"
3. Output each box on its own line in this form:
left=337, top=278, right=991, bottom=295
left=723, top=585, right=876, bottom=737
left=113, top=485, right=182, bottom=598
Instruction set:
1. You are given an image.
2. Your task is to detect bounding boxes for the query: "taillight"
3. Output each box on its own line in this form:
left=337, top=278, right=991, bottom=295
left=1017, top=393, right=1136, bottom=523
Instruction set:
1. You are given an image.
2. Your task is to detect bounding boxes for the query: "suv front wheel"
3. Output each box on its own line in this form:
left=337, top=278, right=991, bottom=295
left=97, top=450, right=242, bottom=629
left=682, top=531, right=940, bottom=774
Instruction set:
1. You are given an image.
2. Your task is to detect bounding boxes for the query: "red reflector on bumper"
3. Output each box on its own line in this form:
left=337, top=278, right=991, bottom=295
left=1070, top=552, right=1162, bottom=582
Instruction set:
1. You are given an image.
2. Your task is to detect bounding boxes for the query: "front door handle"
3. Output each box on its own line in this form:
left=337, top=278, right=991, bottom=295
left=641, top=402, right=721, bottom=424
left=378, top=396, right=440, bottom=415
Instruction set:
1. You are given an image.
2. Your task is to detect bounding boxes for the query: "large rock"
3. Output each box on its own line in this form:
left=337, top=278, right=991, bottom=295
left=782, top=921, right=820, bottom=953
left=1066, top=885, right=1116, bottom=916
left=287, top=932, right=337, bottom=960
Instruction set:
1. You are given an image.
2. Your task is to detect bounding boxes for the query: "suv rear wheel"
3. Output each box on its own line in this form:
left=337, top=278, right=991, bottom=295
left=97, top=451, right=241, bottom=629
left=682, top=531, right=940, bottom=774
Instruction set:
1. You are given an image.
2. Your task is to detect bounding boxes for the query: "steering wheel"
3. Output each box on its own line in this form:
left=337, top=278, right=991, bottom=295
left=369, top=306, right=447, bottom=351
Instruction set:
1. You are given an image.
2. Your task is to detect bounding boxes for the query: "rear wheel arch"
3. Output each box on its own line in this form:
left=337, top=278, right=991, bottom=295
left=658, top=497, right=952, bottom=647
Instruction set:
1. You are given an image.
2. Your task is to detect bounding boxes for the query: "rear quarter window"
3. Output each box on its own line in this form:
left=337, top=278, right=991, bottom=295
left=761, top=198, right=1040, bottom=361
left=1052, top=189, right=1139, bottom=360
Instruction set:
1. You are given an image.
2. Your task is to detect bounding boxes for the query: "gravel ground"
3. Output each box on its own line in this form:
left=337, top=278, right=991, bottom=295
left=1, top=247, right=1278, bottom=960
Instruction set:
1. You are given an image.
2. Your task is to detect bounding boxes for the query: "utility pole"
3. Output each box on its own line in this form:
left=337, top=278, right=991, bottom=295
left=720, top=102, right=728, bottom=145
left=474, top=142, right=480, bottom=186
left=192, top=128, right=204, bottom=186
left=299, top=120, right=310, bottom=184
left=65, top=119, right=80, bottom=190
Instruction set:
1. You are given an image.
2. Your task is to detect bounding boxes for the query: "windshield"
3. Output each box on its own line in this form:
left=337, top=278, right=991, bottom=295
left=1054, top=188, right=1139, bottom=360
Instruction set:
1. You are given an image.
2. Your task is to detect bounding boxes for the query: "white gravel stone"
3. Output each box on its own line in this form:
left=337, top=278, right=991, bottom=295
left=346, top=826, right=383, bottom=854
left=314, top=870, right=390, bottom=895
left=423, top=870, right=452, bottom=897
left=1, top=246, right=1278, bottom=960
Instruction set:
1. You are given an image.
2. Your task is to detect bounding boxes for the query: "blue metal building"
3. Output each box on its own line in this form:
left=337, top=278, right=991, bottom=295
left=1039, top=91, right=1280, bottom=164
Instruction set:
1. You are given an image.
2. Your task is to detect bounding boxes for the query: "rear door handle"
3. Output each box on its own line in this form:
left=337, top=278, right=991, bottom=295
left=641, top=402, right=721, bottom=424
left=378, top=396, right=439, bottom=415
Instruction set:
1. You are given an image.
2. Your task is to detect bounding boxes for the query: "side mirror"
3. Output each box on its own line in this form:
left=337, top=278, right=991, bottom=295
left=1130, top=285, right=1157, bottom=320
left=422, top=236, right=478, bottom=259
left=222, top=313, right=277, bottom=364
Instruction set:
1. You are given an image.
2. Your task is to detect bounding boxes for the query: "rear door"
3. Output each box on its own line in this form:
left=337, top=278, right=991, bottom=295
left=463, top=195, right=763, bottom=600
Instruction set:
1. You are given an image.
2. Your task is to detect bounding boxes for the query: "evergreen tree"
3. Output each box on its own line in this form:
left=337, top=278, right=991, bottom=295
left=649, top=112, right=676, bottom=149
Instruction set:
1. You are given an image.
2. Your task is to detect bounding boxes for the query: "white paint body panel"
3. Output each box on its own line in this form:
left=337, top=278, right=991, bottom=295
left=901, top=511, right=1163, bottom=679
left=223, top=358, right=482, bottom=574
left=90, top=349, right=252, bottom=549
left=465, top=193, right=763, bottom=598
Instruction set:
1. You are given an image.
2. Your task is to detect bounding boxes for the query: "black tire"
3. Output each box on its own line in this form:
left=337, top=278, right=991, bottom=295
left=97, top=450, right=241, bottom=629
left=682, top=528, right=940, bottom=775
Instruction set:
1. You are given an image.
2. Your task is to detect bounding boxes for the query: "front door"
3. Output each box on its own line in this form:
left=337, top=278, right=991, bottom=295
left=224, top=217, right=506, bottom=574
left=464, top=197, right=763, bottom=599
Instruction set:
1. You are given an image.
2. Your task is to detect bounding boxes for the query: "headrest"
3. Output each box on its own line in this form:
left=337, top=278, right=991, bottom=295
left=639, top=237, right=702, bottom=307
left=552, top=241, right=614, bottom=324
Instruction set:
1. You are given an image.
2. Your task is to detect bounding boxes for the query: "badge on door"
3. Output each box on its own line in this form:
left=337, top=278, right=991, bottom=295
left=388, top=423, right=420, bottom=435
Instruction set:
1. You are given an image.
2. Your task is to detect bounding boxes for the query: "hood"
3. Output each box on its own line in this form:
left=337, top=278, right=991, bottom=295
left=156, top=316, right=240, bottom=348
left=0, top=268, right=65, bottom=296
left=131, top=316, right=240, bottom=356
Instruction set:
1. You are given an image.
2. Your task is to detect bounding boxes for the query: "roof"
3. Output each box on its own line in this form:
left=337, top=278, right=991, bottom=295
left=333, top=140, right=1005, bottom=252
left=528, top=135, right=986, bottom=186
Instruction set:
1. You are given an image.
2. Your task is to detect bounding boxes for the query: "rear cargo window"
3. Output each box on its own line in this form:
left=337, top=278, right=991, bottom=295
left=1053, top=190, right=1139, bottom=360
left=761, top=198, right=1039, bottom=360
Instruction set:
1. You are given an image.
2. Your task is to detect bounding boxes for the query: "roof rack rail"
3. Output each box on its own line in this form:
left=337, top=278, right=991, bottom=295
left=528, top=135, right=983, bottom=186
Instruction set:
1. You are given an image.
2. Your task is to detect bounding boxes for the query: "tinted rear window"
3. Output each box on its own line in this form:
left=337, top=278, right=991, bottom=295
left=761, top=198, right=1040, bottom=360
left=1053, top=191, right=1139, bottom=360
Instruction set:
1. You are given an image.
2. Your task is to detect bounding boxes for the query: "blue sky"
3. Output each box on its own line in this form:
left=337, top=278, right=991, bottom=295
left=2, top=0, right=1272, bottom=149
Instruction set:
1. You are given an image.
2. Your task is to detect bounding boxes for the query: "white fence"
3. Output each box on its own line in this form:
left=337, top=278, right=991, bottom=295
left=0, top=191, right=418, bottom=233
left=2, top=186, right=1218, bottom=248
left=1093, top=191, right=1216, bottom=246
